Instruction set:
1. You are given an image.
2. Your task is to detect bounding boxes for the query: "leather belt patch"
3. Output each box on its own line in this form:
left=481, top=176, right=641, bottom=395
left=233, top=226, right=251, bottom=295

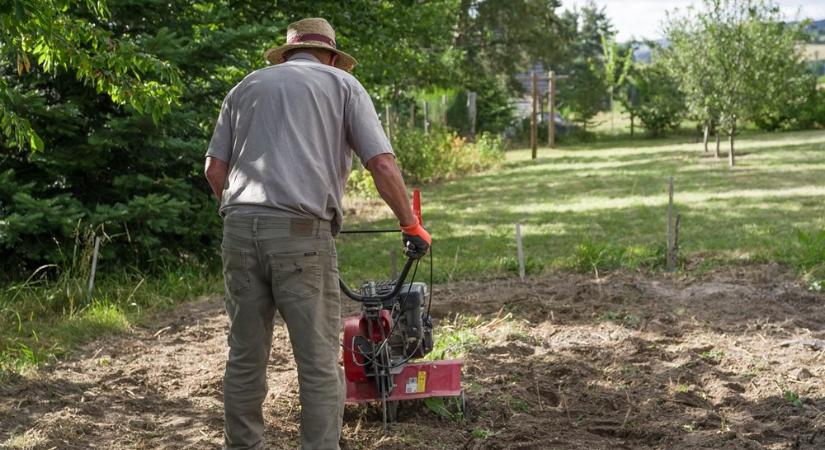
left=290, top=219, right=315, bottom=236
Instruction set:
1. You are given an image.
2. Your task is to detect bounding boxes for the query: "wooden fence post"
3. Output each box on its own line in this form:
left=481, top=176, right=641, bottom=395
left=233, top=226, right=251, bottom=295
left=548, top=71, right=556, bottom=149
left=87, top=236, right=101, bottom=302
left=666, top=177, right=677, bottom=271
left=531, top=71, right=538, bottom=159
left=515, top=223, right=525, bottom=281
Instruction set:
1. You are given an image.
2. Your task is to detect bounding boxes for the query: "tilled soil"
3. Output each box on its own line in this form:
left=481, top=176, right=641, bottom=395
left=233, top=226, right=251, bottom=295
left=2, top=264, right=825, bottom=449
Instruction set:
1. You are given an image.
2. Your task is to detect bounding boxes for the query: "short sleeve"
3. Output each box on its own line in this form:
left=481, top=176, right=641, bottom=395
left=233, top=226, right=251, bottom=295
left=205, top=93, right=233, bottom=162
left=344, top=81, right=394, bottom=165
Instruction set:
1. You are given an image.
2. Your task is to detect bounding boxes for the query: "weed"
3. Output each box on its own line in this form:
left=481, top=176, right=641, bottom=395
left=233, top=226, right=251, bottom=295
left=0, top=262, right=220, bottom=377
left=788, top=229, right=825, bottom=289
left=676, top=383, right=690, bottom=393
left=508, top=396, right=531, bottom=413
left=783, top=389, right=803, bottom=407
left=425, top=315, right=483, bottom=361
left=423, top=396, right=464, bottom=421
left=599, top=310, right=640, bottom=328
left=699, top=349, right=725, bottom=363
left=470, top=428, right=500, bottom=440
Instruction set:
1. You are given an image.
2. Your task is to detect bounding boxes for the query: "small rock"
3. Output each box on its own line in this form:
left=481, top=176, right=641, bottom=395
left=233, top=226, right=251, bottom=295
left=792, top=368, right=814, bottom=380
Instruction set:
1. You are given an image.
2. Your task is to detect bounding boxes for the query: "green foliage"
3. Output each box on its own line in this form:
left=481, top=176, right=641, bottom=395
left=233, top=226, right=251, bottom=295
left=791, top=229, right=825, bottom=271
left=471, top=428, right=499, bottom=440
left=788, top=229, right=825, bottom=289
left=558, top=60, right=606, bottom=131
left=426, top=316, right=483, bottom=361
left=0, top=0, right=183, bottom=151
left=626, top=63, right=686, bottom=136
left=455, top=0, right=571, bottom=89
left=665, top=0, right=814, bottom=139
left=423, top=396, right=465, bottom=421
left=570, top=240, right=667, bottom=273
left=1, top=259, right=220, bottom=376
left=699, top=349, right=725, bottom=363
left=392, top=128, right=504, bottom=185
left=783, top=389, right=803, bottom=407
left=787, top=87, right=825, bottom=130
left=447, top=75, right=516, bottom=135
left=346, top=166, right=378, bottom=198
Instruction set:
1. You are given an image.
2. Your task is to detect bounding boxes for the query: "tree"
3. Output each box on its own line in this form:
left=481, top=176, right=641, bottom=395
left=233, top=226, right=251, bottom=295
left=600, top=36, right=633, bottom=130
left=454, top=0, right=573, bottom=90
left=625, top=63, right=686, bottom=137
left=665, top=0, right=812, bottom=166
left=0, top=0, right=182, bottom=152
left=555, top=1, right=616, bottom=131
left=0, top=0, right=492, bottom=276
left=558, top=60, right=606, bottom=131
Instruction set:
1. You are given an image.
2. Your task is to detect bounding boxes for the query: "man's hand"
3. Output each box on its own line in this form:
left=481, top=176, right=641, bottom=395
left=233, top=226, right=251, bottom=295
left=400, top=219, right=431, bottom=259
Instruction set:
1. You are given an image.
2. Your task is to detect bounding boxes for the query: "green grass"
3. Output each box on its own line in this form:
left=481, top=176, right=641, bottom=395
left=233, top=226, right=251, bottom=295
left=337, top=129, right=825, bottom=283
left=0, top=263, right=220, bottom=378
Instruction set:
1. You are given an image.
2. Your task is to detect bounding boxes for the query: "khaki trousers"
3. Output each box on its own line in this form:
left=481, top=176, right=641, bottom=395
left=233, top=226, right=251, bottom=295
left=221, top=216, right=344, bottom=450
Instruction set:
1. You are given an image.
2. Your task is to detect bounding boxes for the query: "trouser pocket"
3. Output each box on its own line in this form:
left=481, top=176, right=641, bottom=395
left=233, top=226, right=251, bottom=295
left=271, top=250, right=322, bottom=299
left=222, top=246, right=251, bottom=295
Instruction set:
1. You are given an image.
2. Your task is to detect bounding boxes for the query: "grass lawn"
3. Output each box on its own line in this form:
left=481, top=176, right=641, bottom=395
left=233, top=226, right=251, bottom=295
left=336, top=129, right=825, bottom=283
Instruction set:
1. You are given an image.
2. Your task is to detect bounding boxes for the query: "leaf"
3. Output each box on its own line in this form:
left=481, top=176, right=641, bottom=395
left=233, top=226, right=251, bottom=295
left=29, top=133, right=44, bottom=152
left=424, top=397, right=454, bottom=420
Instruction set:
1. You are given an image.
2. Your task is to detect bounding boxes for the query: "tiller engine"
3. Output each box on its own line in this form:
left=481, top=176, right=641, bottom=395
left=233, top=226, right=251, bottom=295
left=339, top=191, right=465, bottom=428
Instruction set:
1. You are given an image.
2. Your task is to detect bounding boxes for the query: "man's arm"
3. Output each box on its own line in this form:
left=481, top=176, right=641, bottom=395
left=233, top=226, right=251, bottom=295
left=204, top=156, right=228, bottom=201
left=365, top=154, right=431, bottom=258
left=365, top=154, right=416, bottom=226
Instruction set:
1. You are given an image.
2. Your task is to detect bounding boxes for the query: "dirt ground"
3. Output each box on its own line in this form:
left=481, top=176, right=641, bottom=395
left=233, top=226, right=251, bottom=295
left=2, top=263, right=825, bottom=449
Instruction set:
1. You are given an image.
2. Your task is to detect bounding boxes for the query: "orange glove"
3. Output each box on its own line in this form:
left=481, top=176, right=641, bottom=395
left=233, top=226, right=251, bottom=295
left=400, top=218, right=431, bottom=259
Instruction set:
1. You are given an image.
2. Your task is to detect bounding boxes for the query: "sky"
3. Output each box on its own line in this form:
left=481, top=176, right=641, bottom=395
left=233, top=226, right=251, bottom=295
left=561, top=0, right=825, bottom=42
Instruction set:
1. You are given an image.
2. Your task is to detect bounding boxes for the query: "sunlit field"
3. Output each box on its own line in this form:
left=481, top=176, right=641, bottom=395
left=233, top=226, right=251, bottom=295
left=337, top=130, right=825, bottom=283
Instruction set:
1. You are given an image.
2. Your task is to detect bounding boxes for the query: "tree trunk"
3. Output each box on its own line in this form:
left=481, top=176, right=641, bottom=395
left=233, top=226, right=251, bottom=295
left=728, top=119, right=736, bottom=167
left=715, top=130, right=721, bottom=159
left=630, top=114, right=634, bottom=137
left=703, top=124, right=709, bottom=152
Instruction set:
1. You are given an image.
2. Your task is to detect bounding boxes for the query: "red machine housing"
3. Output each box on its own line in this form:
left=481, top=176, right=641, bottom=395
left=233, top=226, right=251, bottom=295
left=342, top=312, right=463, bottom=402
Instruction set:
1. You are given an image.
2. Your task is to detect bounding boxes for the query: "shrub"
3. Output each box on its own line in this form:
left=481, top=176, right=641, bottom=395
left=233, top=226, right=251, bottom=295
left=626, top=63, right=686, bottom=137
left=346, top=165, right=378, bottom=197
left=391, top=127, right=504, bottom=185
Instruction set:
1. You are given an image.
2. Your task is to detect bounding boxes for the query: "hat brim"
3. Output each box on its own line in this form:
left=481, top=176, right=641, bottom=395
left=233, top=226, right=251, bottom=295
left=265, top=43, right=357, bottom=72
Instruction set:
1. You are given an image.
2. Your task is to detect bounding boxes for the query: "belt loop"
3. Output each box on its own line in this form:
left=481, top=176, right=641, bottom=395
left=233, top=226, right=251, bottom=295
left=252, top=217, right=259, bottom=237
left=315, top=219, right=320, bottom=238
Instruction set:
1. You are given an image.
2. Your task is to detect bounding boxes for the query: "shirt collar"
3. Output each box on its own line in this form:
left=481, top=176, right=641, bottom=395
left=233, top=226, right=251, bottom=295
left=287, top=52, right=321, bottom=64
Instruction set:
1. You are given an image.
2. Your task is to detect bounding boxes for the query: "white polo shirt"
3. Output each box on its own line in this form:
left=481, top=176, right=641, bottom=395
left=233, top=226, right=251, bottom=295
left=206, top=53, right=393, bottom=234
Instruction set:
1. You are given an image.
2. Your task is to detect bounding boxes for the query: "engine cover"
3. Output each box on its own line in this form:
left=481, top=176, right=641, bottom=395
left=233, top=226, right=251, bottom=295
left=343, top=282, right=433, bottom=384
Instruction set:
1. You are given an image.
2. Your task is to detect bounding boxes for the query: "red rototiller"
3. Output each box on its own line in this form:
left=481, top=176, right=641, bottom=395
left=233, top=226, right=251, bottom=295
left=338, top=191, right=465, bottom=428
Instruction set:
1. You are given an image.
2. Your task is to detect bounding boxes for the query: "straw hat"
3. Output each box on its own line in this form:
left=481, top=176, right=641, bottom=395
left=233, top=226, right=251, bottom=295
left=265, top=18, right=357, bottom=72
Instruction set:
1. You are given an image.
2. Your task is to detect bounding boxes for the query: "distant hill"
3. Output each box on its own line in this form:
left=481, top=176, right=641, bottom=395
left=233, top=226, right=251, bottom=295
left=808, top=19, right=825, bottom=42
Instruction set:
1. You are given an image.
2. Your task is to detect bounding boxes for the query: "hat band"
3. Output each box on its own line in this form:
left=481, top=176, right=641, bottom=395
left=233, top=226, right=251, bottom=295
left=288, top=33, right=337, bottom=49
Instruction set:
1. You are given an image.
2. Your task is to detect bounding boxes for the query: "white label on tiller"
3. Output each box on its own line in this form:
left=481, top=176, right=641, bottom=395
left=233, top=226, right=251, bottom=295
left=405, top=377, right=418, bottom=393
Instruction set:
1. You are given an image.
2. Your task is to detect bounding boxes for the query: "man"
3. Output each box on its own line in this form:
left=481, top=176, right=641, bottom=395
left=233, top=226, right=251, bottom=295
left=203, top=18, right=431, bottom=450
